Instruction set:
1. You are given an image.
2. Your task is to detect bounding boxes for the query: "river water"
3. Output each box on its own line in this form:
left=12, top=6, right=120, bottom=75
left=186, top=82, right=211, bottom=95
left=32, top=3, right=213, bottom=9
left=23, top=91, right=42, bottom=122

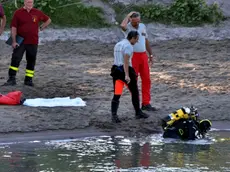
left=0, top=130, right=229, bottom=172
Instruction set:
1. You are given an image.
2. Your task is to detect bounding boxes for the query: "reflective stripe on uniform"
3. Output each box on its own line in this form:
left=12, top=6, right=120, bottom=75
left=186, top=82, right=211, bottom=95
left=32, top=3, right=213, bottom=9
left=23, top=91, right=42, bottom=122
left=26, top=69, right=34, bottom=74
left=200, top=119, right=212, bottom=126
left=9, top=66, right=19, bottom=71
left=25, top=73, right=33, bottom=77
left=179, top=129, right=184, bottom=135
left=25, top=69, right=34, bottom=77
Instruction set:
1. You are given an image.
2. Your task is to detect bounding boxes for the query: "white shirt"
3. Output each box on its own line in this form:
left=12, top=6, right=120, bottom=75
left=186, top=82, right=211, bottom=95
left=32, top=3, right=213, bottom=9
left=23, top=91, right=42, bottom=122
left=114, top=39, right=133, bottom=66
left=123, top=23, right=147, bottom=52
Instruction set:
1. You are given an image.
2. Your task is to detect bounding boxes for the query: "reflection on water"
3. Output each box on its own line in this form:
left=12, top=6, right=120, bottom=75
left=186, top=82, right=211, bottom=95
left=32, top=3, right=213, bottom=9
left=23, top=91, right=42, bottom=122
left=0, top=131, right=230, bottom=172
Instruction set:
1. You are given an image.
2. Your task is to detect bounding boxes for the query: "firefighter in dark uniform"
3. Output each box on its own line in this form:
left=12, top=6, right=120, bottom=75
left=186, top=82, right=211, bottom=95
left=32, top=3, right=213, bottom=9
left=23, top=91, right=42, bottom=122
left=3, top=0, right=51, bottom=86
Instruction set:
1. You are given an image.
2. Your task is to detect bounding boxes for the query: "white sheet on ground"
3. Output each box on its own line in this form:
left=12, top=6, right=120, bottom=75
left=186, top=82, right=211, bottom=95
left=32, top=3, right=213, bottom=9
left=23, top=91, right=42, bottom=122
left=23, top=97, right=86, bottom=107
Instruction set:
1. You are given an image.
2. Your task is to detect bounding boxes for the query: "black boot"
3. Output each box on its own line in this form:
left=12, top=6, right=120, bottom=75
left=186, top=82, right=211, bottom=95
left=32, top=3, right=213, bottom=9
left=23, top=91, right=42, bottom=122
left=111, top=100, right=121, bottom=123
left=24, top=77, right=34, bottom=87
left=136, top=110, right=149, bottom=119
left=2, top=76, right=16, bottom=86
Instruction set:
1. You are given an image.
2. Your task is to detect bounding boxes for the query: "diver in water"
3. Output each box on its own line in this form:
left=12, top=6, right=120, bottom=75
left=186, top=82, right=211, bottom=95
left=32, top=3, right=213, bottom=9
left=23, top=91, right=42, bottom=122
left=161, top=106, right=212, bottom=140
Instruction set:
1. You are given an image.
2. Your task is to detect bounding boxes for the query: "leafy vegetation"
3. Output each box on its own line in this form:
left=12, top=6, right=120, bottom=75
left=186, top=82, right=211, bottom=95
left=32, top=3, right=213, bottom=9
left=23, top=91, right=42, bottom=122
left=2, top=0, right=109, bottom=28
left=1, top=0, right=225, bottom=28
left=113, top=0, right=224, bottom=26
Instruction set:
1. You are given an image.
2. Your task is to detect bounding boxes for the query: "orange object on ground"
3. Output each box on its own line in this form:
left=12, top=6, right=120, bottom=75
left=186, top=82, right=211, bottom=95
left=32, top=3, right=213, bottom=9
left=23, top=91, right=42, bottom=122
left=0, top=91, right=22, bottom=105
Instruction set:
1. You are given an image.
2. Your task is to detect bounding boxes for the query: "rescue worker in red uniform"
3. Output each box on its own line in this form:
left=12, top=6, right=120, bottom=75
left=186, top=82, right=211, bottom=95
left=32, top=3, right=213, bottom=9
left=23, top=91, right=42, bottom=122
left=121, top=12, right=157, bottom=111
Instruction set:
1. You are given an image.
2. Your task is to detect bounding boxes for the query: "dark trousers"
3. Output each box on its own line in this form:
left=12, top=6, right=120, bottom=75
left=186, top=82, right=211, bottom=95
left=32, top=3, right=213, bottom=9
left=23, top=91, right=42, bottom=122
left=8, top=44, right=38, bottom=81
left=111, top=65, right=141, bottom=113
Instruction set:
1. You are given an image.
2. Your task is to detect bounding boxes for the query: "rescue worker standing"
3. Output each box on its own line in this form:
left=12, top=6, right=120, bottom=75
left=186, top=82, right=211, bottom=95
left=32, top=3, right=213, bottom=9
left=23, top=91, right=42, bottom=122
left=111, top=31, right=149, bottom=123
left=3, top=0, right=51, bottom=86
left=0, top=3, right=6, bottom=36
left=121, top=12, right=157, bottom=111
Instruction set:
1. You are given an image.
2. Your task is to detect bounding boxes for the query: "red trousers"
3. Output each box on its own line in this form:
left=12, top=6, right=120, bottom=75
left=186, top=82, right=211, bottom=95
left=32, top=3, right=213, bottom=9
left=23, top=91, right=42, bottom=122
left=132, top=52, right=151, bottom=105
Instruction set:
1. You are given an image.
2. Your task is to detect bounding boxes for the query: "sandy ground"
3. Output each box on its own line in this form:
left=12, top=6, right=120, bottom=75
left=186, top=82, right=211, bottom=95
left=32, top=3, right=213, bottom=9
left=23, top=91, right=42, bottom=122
left=0, top=39, right=229, bottom=135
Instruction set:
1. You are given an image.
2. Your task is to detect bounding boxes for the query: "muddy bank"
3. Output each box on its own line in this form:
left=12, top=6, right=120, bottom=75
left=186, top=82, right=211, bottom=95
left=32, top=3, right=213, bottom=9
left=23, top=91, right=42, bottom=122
left=0, top=39, right=229, bottom=135
left=0, top=121, right=230, bottom=144
left=0, top=128, right=130, bottom=144
left=2, top=20, right=230, bottom=44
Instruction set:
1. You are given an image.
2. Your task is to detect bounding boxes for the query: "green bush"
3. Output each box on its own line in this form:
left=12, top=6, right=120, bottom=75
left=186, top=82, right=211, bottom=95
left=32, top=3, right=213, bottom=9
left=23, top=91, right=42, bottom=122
left=3, top=0, right=108, bottom=28
left=114, top=0, right=224, bottom=26
left=51, top=4, right=108, bottom=28
left=137, top=4, right=169, bottom=22
left=168, top=0, right=224, bottom=25
left=14, top=0, right=76, bottom=13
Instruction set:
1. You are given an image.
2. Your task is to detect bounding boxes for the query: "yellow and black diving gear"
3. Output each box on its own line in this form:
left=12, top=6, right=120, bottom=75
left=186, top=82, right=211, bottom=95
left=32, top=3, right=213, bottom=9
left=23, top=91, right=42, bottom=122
left=161, top=106, right=212, bottom=140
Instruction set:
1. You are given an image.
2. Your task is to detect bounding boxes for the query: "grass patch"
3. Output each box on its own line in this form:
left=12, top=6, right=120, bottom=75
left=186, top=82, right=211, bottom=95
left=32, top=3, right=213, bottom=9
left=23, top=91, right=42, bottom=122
left=50, top=3, right=109, bottom=28
left=2, top=0, right=109, bottom=28
left=111, top=0, right=224, bottom=26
